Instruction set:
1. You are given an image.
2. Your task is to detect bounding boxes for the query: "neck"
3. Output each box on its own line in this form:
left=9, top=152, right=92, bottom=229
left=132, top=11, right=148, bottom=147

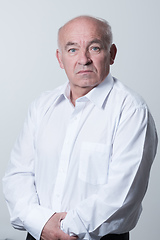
left=70, top=86, right=93, bottom=106
left=70, top=94, right=76, bottom=106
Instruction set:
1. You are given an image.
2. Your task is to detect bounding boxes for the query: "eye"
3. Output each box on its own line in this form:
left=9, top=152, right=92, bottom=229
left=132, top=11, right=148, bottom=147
left=92, top=47, right=99, bottom=51
left=68, top=48, right=76, bottom=53
left=90, top=46, right=101, bottom=53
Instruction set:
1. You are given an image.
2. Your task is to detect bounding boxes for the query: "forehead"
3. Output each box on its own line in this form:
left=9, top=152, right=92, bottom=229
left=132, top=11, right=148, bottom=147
left=59, top=19, right=104, bottom=47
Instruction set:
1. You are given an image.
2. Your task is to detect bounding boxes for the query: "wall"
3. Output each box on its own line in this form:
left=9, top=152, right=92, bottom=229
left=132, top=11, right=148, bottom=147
left=0, top=0, right=159, bottom=239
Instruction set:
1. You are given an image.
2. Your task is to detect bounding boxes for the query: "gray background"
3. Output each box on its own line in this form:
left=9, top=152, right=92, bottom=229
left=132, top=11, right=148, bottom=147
left=0, top=0, right=159, bottom=239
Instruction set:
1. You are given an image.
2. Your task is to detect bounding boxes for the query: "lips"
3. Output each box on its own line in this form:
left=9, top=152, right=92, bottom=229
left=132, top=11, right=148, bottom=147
left=77, top=70, right=94, bottom=74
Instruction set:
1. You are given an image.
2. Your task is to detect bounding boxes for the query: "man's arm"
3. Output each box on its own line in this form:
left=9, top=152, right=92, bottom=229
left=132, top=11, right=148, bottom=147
left=3, top=100, right=54, bottom=239
left=61, top=107, right=158, bottom=238
left=2, top=97, right=78, bottom=240
left=41, top=212, right=77, bottom=240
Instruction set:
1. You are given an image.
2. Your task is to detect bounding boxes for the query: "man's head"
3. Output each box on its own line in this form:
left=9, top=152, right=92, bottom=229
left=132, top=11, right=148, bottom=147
left=56, top=16, right=117, bottom=98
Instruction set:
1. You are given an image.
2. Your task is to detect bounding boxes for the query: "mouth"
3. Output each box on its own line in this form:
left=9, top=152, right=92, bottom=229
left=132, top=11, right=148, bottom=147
left=77, top=70, right=94, bottom=74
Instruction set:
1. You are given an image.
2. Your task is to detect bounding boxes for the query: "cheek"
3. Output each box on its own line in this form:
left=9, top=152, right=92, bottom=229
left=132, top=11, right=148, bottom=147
left=101, top=56, right=110, bottom=68
left=95, top=57, right=110, bottom=77
left=93, top=53, right=106, bottom=63
left=62, top=60, right=76, bottom=79
left=63, top=57, right=75, bottom=70
left=94, top=58, right=107, bottom=72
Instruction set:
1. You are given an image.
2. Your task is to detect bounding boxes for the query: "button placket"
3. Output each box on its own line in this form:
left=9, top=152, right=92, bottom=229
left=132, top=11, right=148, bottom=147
left=51, top=102, right=85, bottom=211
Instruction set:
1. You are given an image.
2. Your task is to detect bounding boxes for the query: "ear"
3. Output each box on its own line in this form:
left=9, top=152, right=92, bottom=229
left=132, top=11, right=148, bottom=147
left=56, top=49, right=64, bottom=69
left=110, top=44, right=117, bottom=65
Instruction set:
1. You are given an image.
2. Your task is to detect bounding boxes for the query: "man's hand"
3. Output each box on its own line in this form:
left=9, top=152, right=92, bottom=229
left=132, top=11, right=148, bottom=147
left=41, top=212, right=77, bottom=240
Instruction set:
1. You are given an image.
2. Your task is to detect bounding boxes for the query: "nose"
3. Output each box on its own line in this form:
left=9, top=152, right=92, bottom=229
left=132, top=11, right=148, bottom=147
left=78, top=50, right=92, bottom=66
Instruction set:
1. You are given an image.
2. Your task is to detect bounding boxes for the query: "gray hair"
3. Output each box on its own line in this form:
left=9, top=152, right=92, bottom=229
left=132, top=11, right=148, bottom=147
left=95, top=16, right=113, bottom=48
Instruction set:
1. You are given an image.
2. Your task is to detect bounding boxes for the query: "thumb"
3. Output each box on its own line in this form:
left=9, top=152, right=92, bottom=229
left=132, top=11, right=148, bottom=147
left=60, top=212, right=67, bottom=220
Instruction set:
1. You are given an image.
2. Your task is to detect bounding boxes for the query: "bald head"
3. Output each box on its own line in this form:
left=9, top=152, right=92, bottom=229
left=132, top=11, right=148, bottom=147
left=58, top=15, right=113, bottom=51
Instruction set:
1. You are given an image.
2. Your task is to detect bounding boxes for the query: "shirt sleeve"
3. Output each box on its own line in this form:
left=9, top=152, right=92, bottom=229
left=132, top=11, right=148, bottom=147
left=2, top=100, right=54, bottom=240
left=61, top=106, right=158, bottom=239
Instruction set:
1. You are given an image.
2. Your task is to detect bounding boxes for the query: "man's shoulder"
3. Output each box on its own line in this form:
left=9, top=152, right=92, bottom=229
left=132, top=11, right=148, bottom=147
left=112, top=77, right=147, bottom=109
left=31, top=82, right=67, bottom=112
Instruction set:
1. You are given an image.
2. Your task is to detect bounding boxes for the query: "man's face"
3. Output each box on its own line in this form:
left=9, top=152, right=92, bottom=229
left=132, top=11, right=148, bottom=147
left=57, top=18, right=116, bottom=95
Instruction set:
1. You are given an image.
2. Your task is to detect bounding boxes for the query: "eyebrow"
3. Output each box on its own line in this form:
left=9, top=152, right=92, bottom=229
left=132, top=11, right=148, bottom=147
left=65, top=38, right=104, bottom=50
left=88, top=38, right=103, bottom=46
left=88, top=38, right=106, bottom=49
left=65, top=42, right=79, bottom=50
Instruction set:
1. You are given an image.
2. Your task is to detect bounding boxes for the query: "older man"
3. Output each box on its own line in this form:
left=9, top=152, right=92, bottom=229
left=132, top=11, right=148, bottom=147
left=3, top=16, right=158, bottom=240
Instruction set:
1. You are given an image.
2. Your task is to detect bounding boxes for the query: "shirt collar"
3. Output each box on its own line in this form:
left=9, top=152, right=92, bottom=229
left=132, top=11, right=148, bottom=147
left=52, top=82, right=69, bottom=105
left=85, top=73, right=114, bottom=109
left=55, top=73, right=114, bottom=109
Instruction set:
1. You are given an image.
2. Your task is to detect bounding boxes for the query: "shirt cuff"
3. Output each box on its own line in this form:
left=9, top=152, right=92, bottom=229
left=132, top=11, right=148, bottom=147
left=23, top=205, right=54, bottom=240
left=60, top=209, right=90, bottom=240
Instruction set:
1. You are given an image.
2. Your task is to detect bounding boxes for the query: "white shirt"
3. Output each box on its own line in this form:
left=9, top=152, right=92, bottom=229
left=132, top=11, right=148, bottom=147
left=3, top=74, right=158, bottom=240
